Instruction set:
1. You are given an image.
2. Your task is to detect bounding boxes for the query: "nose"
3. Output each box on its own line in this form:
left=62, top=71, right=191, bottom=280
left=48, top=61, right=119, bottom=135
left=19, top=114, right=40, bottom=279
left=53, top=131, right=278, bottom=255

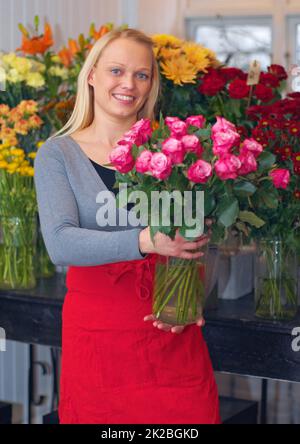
left=120, top=73, right=135, bottom=90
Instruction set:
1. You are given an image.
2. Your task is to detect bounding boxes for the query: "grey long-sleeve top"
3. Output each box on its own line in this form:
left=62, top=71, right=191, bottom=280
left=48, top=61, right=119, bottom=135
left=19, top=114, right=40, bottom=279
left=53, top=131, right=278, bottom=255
left=34, top=135, right=147, bottom=266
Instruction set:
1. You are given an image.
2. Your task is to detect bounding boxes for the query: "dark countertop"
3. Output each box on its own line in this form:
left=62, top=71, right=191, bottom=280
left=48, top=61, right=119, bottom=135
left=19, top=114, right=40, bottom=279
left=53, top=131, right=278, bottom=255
left=0, top=273, right=300, bottom=382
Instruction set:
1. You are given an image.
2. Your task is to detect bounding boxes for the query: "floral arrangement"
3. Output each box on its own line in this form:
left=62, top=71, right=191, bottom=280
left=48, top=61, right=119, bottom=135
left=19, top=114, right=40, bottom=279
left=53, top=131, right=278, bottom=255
left=196, top=64, right=287, bottom=125
left=152, top=34, right=220, bottom=119
left=106, top=115, right=296, bottom=323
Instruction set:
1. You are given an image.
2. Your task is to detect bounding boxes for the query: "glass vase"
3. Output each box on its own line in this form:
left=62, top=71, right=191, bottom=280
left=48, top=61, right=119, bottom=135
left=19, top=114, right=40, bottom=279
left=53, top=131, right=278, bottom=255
left=152, top=245, right=220, bottom=325
left=255, top=239, right=298, bottom=320
left=36, top=223, right=55, bottom=279
left=0, top=215, right=37, bottom=290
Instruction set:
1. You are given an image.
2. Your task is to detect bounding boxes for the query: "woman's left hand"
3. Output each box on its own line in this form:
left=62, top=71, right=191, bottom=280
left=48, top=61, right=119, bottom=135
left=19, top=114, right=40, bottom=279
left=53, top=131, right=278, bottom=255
left=143, top=314, right=205, bottom=334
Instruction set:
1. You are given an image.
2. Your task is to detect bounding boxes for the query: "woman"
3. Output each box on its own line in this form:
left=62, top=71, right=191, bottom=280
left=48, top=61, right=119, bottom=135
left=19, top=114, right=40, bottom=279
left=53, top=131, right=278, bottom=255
left=34, top=28, right=221, bottom=424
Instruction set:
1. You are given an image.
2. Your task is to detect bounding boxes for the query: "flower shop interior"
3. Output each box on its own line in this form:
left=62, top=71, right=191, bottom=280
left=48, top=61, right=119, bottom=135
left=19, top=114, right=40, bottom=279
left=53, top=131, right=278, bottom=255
left=0, top=0, right=300, bottom=425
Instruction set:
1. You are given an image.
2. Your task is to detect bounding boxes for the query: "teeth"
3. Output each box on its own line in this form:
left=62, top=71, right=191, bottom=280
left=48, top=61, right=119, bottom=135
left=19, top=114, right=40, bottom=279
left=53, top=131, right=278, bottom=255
left=113, top=94, right=134, bottom=102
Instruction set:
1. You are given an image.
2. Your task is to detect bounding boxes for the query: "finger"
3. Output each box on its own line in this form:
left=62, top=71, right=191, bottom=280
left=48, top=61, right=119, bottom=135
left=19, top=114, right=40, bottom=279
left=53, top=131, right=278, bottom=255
left=205, top=218, right=213, bottom=227
left=157, top=323, right=172, bottom=332
left=196, top=317, right=206, bottom=327
left=171, top=325, right=185, bottom=334
left=144, top=314, right=157, bottom=321
left=179, top=251, right=204, bottom=260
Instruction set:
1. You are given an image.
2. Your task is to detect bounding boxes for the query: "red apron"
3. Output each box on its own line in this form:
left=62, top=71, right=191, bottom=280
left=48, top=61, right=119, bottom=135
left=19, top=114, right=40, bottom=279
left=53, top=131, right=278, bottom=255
left=58, top=253, right=221, bottom=424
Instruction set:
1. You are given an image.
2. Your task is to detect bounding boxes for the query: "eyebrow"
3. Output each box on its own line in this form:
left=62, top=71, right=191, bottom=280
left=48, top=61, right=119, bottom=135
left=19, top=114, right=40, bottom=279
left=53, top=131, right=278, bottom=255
left=106, top=62, right=151, bottom=72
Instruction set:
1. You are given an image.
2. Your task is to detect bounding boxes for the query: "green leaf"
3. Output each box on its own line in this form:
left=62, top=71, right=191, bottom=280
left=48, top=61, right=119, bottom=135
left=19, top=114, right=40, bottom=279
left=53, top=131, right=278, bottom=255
left=204, top=192, right=216, bottom=216
left=233, top=181, right=257, bottom=197
left=258, top=151, right=276, bottom=170
left=217, top=197, right=239, bottom=227
left=239, top=211, right=265, bottom=228
left=258, top=189, right=279, bottom=209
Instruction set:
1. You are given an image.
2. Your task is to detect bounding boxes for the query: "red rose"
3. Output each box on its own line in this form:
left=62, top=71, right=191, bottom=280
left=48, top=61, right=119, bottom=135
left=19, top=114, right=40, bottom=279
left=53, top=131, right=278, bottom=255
left=259, top=72, right=280, bottom=88
left=228, top=78, right=250, bottom=99
left=254, top=84, right=274, bottom=102
left=287, top=92, right=300, bottom=99
left=198, top=69, right=226, bottom=96
left=268, top=64, right=288, bottom=81
left=220, top=67, right=247, bottom=82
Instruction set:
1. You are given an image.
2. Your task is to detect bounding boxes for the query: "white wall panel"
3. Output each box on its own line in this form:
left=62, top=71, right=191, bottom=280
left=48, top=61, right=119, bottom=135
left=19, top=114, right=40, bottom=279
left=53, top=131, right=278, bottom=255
left=0, top=0, right=123, bottom=53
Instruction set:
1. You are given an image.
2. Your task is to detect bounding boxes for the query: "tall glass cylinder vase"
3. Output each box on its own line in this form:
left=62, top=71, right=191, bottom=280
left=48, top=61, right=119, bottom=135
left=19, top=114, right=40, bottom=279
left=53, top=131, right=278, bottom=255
left=0, top=215, right=37, bottom=290
left=36, top=219, right=55, bottom=279
left=255, top=239, right=298, bottom=320
left=152, top=245, right=220, bottom=325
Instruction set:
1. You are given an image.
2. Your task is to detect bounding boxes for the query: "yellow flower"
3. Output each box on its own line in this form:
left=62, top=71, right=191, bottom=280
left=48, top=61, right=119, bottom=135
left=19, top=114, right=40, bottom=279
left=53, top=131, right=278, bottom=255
left=6, top=162, right=19, bottom=173
left=17, top=100, right=38, bottom=115
left=10, top=148, right=25, bottom=157
left=152, top=34, right=182, bottom=49
left=37, top=141, right=45, bottom=148
left=7, top=68, right=24, bottom=83
left=51, top=55, right=61, bottom=64
left=20, top=166, right=34, bottom=176
left=49, top=65, right=68, bottom=79
left=2, top=53, right=18, bottom=67
left=13, top=57, right=32, bottom=75
left=159, top=47, right=182, bottom=61
left=25, top=72, right=45, bottom=88
left=182, top=42, right=216, bottom=73
left=28, top=152, right=37, bottom=159
left=0, top=160, right=8, bottom=169
left=0, top=104, right=10, bottom=116
left=160, top=56, right=198, bottom=85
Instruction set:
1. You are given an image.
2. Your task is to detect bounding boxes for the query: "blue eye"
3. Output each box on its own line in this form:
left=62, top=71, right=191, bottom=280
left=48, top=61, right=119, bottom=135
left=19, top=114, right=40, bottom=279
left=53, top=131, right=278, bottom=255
left=111, top=68, right=121, bottom=75
left=137, top=73, right=149, bottom=80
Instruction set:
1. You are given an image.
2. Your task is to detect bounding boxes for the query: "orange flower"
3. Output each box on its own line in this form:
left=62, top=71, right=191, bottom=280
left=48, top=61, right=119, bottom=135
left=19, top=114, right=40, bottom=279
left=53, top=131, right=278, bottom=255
left=58, top=39, right=80, bottom=67
left=68, top=39, right=80, bottom=56
left=58, top=47, right=73, bottom=67
left=17, top=23, right=53, bottom=55
left=93, top=25, right=110, bottom=41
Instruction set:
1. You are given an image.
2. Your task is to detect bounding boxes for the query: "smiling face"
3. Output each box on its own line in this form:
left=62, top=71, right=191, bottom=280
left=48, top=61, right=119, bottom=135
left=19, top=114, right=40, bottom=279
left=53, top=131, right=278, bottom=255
left=88, top=38, right=153, bottom=121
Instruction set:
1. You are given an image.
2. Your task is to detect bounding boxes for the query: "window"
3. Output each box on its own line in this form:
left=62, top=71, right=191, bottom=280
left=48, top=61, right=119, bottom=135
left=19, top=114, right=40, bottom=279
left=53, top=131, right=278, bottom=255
left=186, top=16, right=272, bottom=71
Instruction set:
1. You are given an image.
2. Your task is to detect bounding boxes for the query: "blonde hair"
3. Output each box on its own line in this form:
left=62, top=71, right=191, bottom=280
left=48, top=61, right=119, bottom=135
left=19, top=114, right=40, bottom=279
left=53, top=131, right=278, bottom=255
left=52, top=28, right=160, bottom=138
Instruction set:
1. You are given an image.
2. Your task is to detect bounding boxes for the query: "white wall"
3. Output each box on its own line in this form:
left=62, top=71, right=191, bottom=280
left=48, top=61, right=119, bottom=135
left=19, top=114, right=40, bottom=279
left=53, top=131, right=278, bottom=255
left=0, top=0, right=135, bottom=52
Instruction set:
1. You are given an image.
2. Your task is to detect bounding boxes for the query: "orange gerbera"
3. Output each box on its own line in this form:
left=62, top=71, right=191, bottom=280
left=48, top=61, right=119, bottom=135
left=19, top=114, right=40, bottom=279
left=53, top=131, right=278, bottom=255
left=17, top=23, right=53, bottom=55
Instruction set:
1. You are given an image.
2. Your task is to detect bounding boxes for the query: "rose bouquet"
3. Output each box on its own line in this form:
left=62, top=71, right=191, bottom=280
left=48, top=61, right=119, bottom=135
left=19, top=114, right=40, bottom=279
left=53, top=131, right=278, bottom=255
left=107, top=115, right=285, bottom=324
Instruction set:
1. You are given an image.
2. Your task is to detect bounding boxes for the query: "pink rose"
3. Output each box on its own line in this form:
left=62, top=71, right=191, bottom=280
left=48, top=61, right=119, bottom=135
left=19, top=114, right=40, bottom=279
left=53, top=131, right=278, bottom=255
left=131, top=118, right=152, bottom=143
left=109, top=143, right=135, bottom=173
left=185, top=115, right=206, bottom=128
left=214, top=154, right=241, bottom=180
left=240, top=138, right=263, bottom=158
left=238, top=152, right=258, bottom=175
left=149, top=152, right=172, bottom=180
left=167, top=120, right=187, bottom=139
left=165, top=116, right=180, bottom=126
left=119, top=130, right=142, bottom=146
left=181, top=135, right=203, bottom=156
left=187, top=160, right=212, bottom=184
left=212, top=130, right=240, bottom=156
left=135, top=149, right=153, bottom=173
left=212, top=116, right=237, bottom=135
left=269, top=169, right=290, bottom=189
left=162, top=137, right=185, bottom=164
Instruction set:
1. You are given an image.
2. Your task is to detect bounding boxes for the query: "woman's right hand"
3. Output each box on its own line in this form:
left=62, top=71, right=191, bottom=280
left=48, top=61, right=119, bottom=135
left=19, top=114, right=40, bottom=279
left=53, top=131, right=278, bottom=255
left=138, top=226, right=211, bottom=260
